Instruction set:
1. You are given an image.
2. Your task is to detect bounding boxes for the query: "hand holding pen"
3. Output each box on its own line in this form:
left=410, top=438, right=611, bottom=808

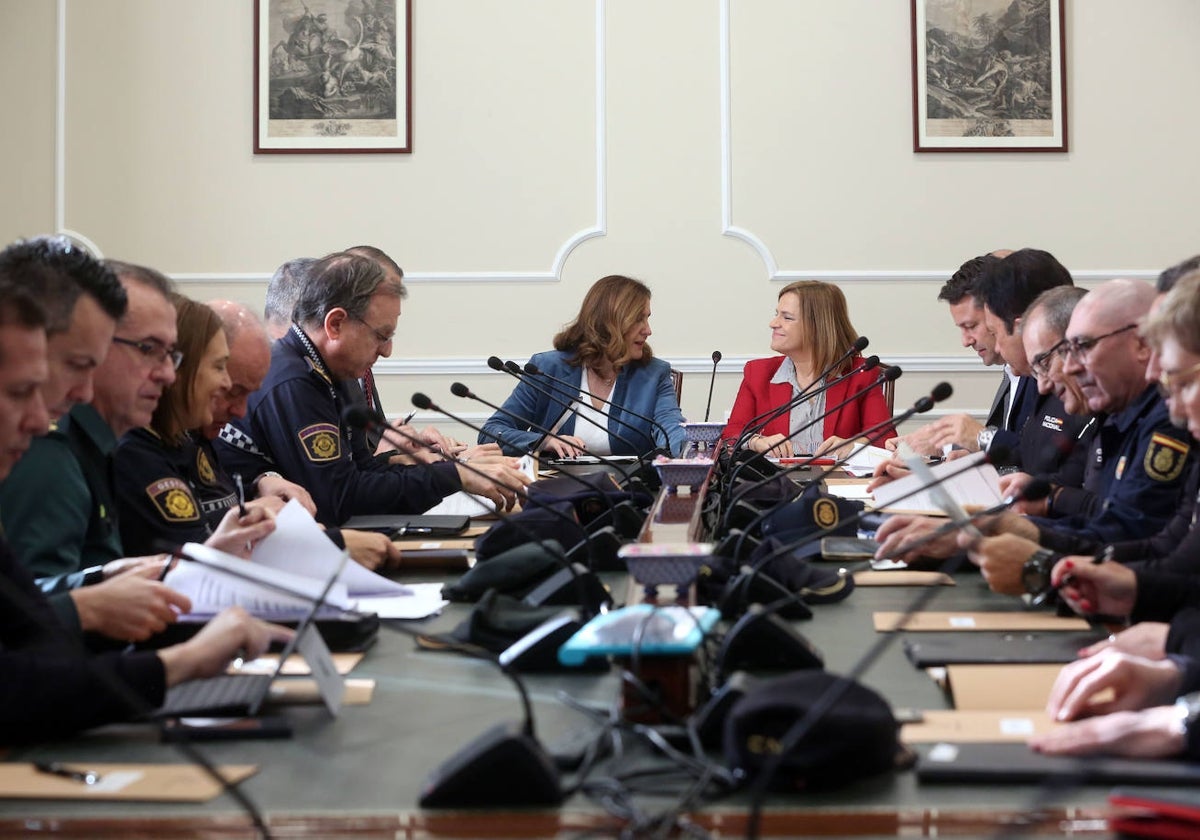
left=1050, top=551, right=1138, bottom=619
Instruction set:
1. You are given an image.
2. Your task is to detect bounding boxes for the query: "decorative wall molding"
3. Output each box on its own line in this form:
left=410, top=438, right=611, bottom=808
left=54, top=0, right=608, bottom=283
left=369, top=353, right=992, bottom=376
left=716, top=0, right=1158, bottom=287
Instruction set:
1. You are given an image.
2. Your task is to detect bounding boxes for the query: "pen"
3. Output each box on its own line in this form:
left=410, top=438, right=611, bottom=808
left=34, top=761, right=101, bottom=785
left=400, top=410, right=416, bottom=426
left=233, top=472, right=248, bottom=517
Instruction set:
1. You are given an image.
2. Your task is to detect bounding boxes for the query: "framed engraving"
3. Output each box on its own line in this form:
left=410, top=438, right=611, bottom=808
left=255, top=0, right=412, bottom=153
left=911, top=0, right=1067, bottom=152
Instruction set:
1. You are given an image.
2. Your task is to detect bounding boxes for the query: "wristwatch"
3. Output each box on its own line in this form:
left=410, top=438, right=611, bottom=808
left=976, top=426, right=998, bottom=452
left=1174, top=692, right=1200, bottom=742
left=1021, top=547, right=1060, bottom=598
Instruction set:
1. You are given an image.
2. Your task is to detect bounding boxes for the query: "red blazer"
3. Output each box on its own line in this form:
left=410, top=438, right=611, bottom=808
left=721, top=356, right=896, bottom=446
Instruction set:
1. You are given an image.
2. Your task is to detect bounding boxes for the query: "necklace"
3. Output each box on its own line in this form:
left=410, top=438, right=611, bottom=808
left=590, top=368, right=616, bottom=387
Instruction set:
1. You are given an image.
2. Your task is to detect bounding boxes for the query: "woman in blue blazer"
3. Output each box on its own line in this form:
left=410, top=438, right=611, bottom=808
left=480, top=275, right=687, bottom=458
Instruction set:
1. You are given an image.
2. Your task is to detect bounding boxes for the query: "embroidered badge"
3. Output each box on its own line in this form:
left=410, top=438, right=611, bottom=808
left=1144, top=433, right=1190, bottom=483
left=196, top=448, right=216, bottom=484
left=1115, top=456, right=1127, bottom=480
left=813, top=498, right=839, bottom=529
left=299, top=422, right=341, bottom=462
left=1041, top=415, right=1064, bottom=432
left=146, top=477, right=200, bottom=522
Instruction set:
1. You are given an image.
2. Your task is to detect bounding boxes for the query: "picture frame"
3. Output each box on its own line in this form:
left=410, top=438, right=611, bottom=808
left=910, top=0, right=1067, bottom=152
left=254, top=0, right=412, bottom=154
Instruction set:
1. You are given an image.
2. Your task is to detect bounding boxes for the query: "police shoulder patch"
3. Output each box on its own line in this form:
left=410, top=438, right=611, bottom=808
left=299, top=422, right=341, bottom=462
left=195, top=448, right=216, bottom=484
left=146, top=477, right=201, bottom=522
left=813, top=497, right=839, bottom=529
left=1144, top=433, right=1190, bottom=483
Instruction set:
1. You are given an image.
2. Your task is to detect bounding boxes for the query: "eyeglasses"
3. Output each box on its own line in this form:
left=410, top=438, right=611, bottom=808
left=1060, top=324, right=1139, bottom=363
left=1159, top=360, right=1200, bottom=395
left=1030, top=338, right=1067, bottom=378
left=352, top=316, right=396, bottom=346
left=112, top=336, right=183, bottom=370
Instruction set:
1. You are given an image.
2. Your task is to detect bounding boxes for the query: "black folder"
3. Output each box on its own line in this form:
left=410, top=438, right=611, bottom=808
left=917, top=742, right=1200, bottom=786
left=341, top=513, right=470, bottom=537
left=903, top=630, right=1107, bottom=667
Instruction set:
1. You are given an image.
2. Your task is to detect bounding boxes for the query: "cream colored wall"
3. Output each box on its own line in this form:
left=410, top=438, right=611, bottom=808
left=3, top=0, right=1199, bottom=439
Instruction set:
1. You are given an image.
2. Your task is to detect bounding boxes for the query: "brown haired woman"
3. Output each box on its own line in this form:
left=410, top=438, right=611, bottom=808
left=722, top=280, right=894, bottom=458
left=480, top=274, right=686, bottom=457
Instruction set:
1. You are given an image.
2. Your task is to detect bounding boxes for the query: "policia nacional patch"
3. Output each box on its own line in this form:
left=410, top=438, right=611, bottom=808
left=299, top=422, right=341, bottom=462
left=146, top=477, right=201, bottom=522
left=1144, top=433, right=1190, bottom=483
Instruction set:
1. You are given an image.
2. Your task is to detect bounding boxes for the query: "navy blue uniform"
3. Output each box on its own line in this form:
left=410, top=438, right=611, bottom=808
left=112, top=429, right=232, bottom=556
left=1034, top=385, right=1193, bottom=549
left=0, top=535, right=165, bottom=743
left=214, top=328, right=460, bottom=526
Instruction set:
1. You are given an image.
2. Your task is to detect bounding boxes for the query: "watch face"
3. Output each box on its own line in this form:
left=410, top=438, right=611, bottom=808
left=1022, top=554, right=1052, bottom=597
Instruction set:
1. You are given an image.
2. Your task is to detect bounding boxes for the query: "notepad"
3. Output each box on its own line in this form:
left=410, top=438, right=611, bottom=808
left=874, top=611, right=1092, bottom=632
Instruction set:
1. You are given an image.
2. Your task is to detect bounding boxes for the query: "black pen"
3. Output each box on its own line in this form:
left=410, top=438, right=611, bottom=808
left=400, top=410, right=416, bottom=426
left=233, top=472, right=248, bottom=517
left=34, top=761, right=101, bottom=785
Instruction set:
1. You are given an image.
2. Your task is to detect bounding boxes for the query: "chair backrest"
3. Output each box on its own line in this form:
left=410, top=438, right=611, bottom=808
left=879, top=363, right=896, bottom=414
left=669, top=368, right=683, bottom=403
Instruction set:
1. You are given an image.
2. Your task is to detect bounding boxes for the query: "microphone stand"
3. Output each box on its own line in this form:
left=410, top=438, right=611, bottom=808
left=721, top=361, right=895, bottom=496
left=729, top=336, right=869, bottom=452
left=517, top=360, right=674, bottom=456
left=720, top=448, right=1036, bottom=620
left=742, top=478, right=1053, bottom=838
left=346, top=404, right=614, bottom=585
left=703, top=350, right=722, bottom=423
left=450, top=383, right=645, bottom=538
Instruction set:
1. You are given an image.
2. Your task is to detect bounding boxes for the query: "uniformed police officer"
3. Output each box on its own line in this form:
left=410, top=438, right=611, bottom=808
left=876, top=279, right=1194, bottom=586
left=216, top=251, right=530, bottom=526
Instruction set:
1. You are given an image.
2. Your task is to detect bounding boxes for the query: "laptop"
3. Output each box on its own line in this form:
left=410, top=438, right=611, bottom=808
left=155, top=552, right=349, bottom=719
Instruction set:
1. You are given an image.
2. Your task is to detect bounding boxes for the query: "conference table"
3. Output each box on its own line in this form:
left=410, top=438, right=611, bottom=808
left=0, top=482, right=1119, bottom=837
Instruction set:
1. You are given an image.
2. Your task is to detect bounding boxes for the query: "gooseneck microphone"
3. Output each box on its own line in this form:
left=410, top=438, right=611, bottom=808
left=703, top=350, right=722, bottom=423
left=731, top=337, right=870, bottom=451
left=449, top=382, right=644, bottom=537
left=732, top=352, right=878, bottom=456
left=484, top=357, right=652, bottom=461
left=520, top=360, right=675, bottom=456
left=722, top=360, right=896, bottom=494
left=719, top=382, right=944, bottom=549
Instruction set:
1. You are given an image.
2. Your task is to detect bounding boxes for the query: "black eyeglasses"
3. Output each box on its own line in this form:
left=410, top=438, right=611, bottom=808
left=352, top=316, right=396, bottom=346
left=1060, top=324, right=1139, bottom=363
left=1030, top=338, right=1067, bottom=378
left=112, top=336, right=183, bottom=370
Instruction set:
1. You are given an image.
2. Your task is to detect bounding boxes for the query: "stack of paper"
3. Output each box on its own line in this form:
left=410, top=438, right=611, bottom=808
left=165, top=501, right=447, bottom=620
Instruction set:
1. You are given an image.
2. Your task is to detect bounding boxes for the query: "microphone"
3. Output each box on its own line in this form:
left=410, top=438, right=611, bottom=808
left=719, top=443, right=1033, bottom=621
left=498, top=360, right=659, bottom=461
left=344, top=404, right=607, bottom=576
left=720, top=359, right=893, bottom=497
left=740, top=477, right=1050, bottom=835
left=449, top=382, right=645, bottom=537
left=731, top=350, right=877, bottom=453
left=719, top=382, right=942, bottom=551
left=704, top=350, right=722, bottom=423
left=522, top=361, right=676, bottom=457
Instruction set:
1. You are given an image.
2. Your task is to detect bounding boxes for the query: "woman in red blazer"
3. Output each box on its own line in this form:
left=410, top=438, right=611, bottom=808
left=722, top=281, right=895, bottom=457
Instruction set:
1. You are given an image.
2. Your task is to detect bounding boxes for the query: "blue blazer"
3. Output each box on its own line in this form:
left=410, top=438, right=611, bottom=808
left=478, top=350, right=687, bottom=457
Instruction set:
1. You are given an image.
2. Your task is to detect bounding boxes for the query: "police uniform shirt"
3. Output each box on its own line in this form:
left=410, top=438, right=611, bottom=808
left=1014, top=389, right=1096, bottom=485
left=112, top=428, right=228, bottom=557
left=0, top=403, right=123, bottom=633
left=1035, top=385, right=1193, bottom=550
left=213, top=328, right=461, bottom=526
